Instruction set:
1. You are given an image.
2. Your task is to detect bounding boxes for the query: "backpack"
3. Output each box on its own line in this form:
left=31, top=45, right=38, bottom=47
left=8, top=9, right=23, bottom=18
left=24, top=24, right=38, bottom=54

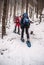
left=23, top=17, right=30, bottom=27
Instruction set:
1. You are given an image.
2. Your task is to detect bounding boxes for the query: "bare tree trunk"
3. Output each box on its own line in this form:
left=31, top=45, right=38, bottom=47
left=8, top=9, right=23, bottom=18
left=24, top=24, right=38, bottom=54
left=21, top=0, right=24, bottom=15
left=39, top=11, right=42, bottom=23
left=13, top=0, right=16, bottom=21
left=36, top=6, right=38, bottom=18
left=2, top=0, right=7, bottom=38
left=6, top=0, right=9, bottom=25
left=9, top=0, right=12, bottom=23
left=10, top=0, right=12, bottom=17
left=36, top=0, right=38, bottom=18
left=26, top=0, right=29, bottom=13
left=0, top=0, right=2, bottom=22
left=0, top=0, right=4, bottom=23
left=39, top=0, right=42, bottom=23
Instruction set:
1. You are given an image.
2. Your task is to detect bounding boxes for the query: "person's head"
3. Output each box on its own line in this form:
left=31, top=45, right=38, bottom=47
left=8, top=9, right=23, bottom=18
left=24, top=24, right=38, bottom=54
left=23, top=13, right=28, bottom=18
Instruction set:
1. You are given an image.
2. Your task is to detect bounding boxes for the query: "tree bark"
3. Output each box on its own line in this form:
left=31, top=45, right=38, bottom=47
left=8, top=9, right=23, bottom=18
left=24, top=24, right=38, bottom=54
left=2, top=0, right=7, bottom=38
left=0, top=0, right=2, bottom=22
left=13, top=0, right=16, bottom=21
left=21, top=0, right=24, bottom=15
left=5, top=0, right=9, bottom=25
left=26, top=0, right=29, bottom=13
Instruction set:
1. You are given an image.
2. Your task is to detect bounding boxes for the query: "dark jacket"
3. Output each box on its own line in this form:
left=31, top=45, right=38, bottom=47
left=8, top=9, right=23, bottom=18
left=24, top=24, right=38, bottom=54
left=20, top=13, right=30, bottom=28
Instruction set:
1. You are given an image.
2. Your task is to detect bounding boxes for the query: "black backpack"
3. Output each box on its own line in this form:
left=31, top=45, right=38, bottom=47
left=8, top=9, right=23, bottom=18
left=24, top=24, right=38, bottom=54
left=23, top=17, right=30, bottom=27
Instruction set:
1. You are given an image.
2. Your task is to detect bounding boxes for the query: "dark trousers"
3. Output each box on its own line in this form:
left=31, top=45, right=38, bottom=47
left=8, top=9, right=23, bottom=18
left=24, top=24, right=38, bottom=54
left=21, top=27, right=29, bottom=39
left=14, top=26, right=20, bottom=33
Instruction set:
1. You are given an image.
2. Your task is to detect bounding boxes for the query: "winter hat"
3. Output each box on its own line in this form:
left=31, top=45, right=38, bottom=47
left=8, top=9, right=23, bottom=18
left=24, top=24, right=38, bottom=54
left=23, top=13, right=28, bottom=18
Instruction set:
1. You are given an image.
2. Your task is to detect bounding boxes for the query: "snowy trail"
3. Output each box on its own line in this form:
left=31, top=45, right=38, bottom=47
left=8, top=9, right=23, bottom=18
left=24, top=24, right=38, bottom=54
left=0, top=22, right=44, bottom=65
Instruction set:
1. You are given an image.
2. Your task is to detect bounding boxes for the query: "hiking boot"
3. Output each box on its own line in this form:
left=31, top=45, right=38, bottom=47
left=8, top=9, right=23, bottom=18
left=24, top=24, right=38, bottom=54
left=13, top=30, right=16, bottom=33
left=21, top=38, right=25, bottom=42
left=17, top=32, right=20, bottom=35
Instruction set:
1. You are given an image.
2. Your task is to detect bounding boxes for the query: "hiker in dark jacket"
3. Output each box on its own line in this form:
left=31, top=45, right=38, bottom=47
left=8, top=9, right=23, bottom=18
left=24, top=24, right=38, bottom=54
left=20, top=13, right=30, bottom=42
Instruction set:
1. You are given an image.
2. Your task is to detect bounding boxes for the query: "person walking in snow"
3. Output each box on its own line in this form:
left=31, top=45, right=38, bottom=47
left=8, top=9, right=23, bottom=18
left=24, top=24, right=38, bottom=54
left=14, top=16, right=21, bottom=35
left=20, top=13, right=30, bottom=42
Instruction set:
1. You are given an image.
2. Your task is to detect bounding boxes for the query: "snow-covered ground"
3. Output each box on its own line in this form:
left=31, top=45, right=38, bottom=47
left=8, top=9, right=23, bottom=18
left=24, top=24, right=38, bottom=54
left=0, top=20, right=44, bottom=65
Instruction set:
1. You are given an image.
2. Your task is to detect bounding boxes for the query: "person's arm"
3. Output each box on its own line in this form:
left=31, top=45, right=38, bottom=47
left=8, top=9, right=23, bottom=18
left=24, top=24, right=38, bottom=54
left=30, top=21, right=33, bottom=23
left=20, top=17, right=23, bottom=25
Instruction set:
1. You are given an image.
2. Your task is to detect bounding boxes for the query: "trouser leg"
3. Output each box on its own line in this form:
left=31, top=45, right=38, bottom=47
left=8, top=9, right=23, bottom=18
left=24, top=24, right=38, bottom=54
left=18, top=26, right=20, bottom=34
left=26, top=28, right=29, bottom=40
left=14, top=25, right=16, bottom=33
left=15, top=26, right=16, bottom=31
left=21, top=28, right=24, bottom=39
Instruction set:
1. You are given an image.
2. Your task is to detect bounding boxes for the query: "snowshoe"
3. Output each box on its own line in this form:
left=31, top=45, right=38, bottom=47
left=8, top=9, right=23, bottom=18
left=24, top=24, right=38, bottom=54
left=26, top=41, right=31, bottom=47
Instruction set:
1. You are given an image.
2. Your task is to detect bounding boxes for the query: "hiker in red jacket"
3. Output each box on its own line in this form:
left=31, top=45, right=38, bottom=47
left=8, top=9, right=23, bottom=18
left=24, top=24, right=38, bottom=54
left=14, top=16, right=21, bottom=35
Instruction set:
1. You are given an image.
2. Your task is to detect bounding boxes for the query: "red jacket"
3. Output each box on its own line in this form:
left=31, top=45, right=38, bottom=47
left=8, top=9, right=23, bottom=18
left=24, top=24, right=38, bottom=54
left=15, top=16, right=20, bottom=27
